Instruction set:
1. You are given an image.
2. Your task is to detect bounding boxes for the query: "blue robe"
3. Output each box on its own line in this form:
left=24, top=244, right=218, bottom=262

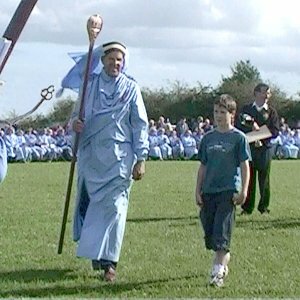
left=72, top=70, right=149, bottom=262
left=0, top=137, right=7, bottom=183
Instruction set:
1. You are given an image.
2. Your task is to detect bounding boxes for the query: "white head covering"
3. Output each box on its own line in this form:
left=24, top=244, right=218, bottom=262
left=56, top=41, right=129, bottom=97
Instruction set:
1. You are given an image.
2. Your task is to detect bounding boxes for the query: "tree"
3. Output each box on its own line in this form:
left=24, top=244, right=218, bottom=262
left=47, top=96, right=75, bottom=125
left=9, top=97, right=75, bottom=130
left=217, top=60, right=262, bottom=109
left=142, top=82, right=216, bottom=123
left=221, top=60, right=261, bottom=84
left=16, top=113, right=50, bottom=130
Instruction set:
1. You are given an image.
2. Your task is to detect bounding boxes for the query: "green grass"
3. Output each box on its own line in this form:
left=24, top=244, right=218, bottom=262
left=0, top=160, right=299, bottom=298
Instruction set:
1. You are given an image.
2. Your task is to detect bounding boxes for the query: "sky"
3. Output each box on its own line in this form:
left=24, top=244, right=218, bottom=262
left=1, top=0, right=300, bottom=118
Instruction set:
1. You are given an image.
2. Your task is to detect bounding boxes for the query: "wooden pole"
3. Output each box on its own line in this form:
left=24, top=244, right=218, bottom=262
left=57, top=14, right=103, bottom=254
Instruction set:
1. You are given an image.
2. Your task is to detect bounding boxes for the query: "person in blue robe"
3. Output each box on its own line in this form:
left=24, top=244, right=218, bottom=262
left=181, top=129, right=198, bottom=159
left=3, top=126, right=19, bottom=162
left=157, top=128, right=172, bottom=159
left=280, top=128, right=299, bottom=159
left=0, top=134, right=7, bottom=183
left=59, top=41, right=149, bottom=282
left=148, top=127, right=163, bottom=160
left=169, top=130, right=184, bottom=159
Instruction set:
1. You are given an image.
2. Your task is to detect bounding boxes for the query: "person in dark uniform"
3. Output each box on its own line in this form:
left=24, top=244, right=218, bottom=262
left=237, top=83, right=280, bottom=215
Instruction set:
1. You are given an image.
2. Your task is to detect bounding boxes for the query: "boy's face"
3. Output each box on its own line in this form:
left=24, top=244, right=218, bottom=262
left=213, top=105, right=233, bottom=127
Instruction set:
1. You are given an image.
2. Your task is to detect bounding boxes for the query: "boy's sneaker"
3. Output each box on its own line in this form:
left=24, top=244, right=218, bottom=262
left=209, top=265, right=228, bottom=287
left=210, top=271, right=224, bottom=287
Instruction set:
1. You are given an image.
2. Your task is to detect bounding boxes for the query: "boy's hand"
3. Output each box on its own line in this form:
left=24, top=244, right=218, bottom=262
left=232, top=192, right=247, bottom=205
left=196, top=192, right=204, bottom=208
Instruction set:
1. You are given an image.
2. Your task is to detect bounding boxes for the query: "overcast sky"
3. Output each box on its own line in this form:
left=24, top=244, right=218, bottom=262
left=1, top=0, right=300, bottom=117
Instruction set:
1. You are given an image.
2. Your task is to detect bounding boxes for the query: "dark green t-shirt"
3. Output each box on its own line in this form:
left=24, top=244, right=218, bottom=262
left=198, top=128, right=251, bottom=194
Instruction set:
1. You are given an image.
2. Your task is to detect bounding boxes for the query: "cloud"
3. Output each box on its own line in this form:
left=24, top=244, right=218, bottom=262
left=0, top=0, right=261, bottom=45
left=1, top=0, right=300, bottom=117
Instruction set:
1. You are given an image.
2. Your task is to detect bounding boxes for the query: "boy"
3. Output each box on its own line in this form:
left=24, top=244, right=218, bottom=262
left=195, top=94, right=250, bottom=287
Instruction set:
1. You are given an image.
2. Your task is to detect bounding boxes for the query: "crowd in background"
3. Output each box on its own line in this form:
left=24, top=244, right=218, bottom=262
left=270, top=117, right=300, bottom=159
left=148, top=116, right=212, bottom=160
left=0, top=115, right=300, bottom=163
left=0, top=125, right=73, bottom=163
left=148, top=115, right=300, bottom=160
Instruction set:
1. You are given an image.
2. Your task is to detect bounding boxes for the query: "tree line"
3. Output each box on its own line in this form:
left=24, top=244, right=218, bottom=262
left=13, top=60, right=300, bottom=130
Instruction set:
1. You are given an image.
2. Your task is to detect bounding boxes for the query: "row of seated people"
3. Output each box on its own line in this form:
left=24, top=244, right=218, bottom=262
left=148, top=120, right=300, bottom=161
left=1, top=126, right=73, bottom=162
left=1, top=121, right=299, bottom=163
left=148, top=115, right=213, bottom=160
left=1, top=122, right=205, bottom=163
left=270, top=126, right=300, bottom=159
left=148, top=127, right=204, bottom=160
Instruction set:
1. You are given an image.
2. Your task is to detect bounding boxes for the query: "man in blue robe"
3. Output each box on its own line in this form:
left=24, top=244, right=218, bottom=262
left=60, top=41, right=149, bottom=282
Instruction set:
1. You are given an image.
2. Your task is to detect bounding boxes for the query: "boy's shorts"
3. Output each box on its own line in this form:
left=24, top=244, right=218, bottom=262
left=200, top=190, right=235, bottom=252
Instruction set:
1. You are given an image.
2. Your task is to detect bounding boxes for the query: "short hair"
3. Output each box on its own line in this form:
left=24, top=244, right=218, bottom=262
left=254, top=83, right=269, bottom=93
left=214, top=94, right=236, bottom=113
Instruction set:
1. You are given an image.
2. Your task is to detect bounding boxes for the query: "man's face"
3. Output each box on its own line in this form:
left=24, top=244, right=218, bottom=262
left=102, top=50, right=124, bottom=77
left=256, top=88, right=272, bottom=103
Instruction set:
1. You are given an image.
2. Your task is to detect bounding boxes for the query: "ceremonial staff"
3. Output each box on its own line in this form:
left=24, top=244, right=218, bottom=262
left=57, top=14, right=103, bottom=254
left=0, top=85, right=55, bottom=126
left=0, top=0, right=38, bottom=75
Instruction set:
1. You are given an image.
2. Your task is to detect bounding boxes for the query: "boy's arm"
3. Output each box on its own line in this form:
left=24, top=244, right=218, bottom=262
left=233, top=160, right=250, bottom=205
left=195, top=163, right=206, bottom=207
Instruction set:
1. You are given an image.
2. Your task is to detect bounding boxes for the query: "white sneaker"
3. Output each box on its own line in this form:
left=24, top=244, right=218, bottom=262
left=209, top=265, right=228, bottom=287
left=210, top=271, right=224, bottom=287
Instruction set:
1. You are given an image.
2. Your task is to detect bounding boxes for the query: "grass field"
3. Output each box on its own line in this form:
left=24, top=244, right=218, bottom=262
left=0, top=160, right=299, bottom=298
